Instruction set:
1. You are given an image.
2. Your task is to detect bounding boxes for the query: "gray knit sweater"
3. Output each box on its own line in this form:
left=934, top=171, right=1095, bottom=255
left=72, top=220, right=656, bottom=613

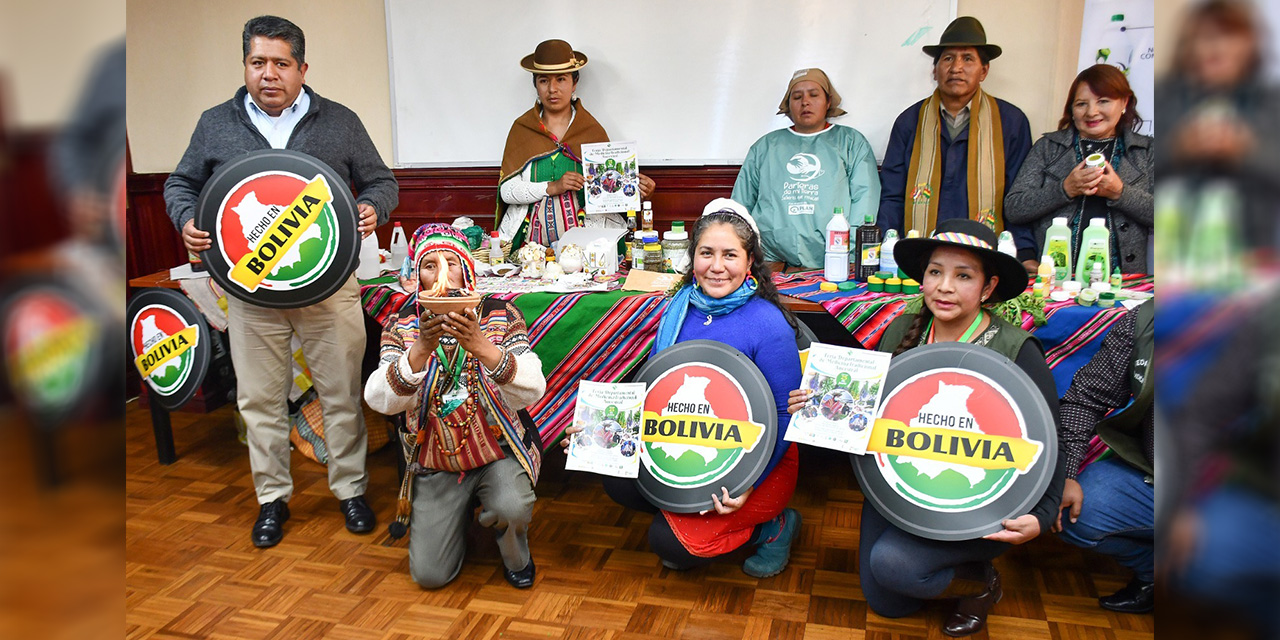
left=164, top=85, right=398, bottom=231
left=1003, top=128, right=1153, bottom=273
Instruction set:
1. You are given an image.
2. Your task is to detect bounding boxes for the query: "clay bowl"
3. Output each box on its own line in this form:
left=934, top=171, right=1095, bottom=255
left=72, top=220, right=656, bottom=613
left=418, top=293, right=482, bottom=316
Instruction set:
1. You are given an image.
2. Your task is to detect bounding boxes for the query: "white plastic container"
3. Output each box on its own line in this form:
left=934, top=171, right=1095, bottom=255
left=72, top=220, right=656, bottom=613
left=488, top=230, right=503, bottom=265
left=998, top=230, right=1017, bottom=257
left=389, top=222, right=409, bottom=272
left=824, top=208, right=851, bottom=282
left=355, top=230, right=382, bottom=279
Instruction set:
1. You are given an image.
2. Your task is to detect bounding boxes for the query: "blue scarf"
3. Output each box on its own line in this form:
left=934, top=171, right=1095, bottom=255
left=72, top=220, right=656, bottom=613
left=653, top=277, right=758, bottom=353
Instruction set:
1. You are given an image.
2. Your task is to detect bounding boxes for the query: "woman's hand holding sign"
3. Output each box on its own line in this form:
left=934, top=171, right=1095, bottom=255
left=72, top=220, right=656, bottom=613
left=703, top=486, right=753, bottom=515
left=982, top=514, right=1041, bottom=545
left=786, top=389, right=812, bottom=415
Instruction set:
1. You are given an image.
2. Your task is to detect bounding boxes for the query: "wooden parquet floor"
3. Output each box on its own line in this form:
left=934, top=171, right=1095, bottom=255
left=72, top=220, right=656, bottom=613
left=125, top=400, right=1155, bottom=640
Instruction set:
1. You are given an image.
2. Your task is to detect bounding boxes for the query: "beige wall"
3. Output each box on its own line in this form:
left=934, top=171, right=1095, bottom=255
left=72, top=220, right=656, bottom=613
left=126, top=0, right=393, bottom=173
left=0, top=0, right=124, bottom=129
left=958, top=0, right=1087, bottom=137
left=127, top=0, right=1089, bottom=173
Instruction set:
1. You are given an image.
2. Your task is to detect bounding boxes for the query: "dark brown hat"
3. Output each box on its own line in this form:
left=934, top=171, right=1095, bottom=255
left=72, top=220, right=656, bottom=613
left=520, top=39, right=588, bottom=74
left=922, top=16, right=1002, bottom=61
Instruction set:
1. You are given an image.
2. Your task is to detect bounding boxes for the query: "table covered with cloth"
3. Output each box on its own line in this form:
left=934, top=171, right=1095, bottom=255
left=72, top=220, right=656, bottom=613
left=360, top=271, right=1155, bottom=456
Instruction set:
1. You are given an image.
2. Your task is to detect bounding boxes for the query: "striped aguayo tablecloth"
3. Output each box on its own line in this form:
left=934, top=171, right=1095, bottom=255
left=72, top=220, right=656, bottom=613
left=360, top=272, right=1154, bottom=461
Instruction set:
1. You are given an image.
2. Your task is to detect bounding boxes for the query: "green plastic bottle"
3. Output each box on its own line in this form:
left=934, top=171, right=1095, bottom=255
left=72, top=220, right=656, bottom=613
left=1192, top=182, right=1242, bottom=289
left=1045, top=216, right=1072, bottom=283
left=1074, top=218, right=1110, bottom=285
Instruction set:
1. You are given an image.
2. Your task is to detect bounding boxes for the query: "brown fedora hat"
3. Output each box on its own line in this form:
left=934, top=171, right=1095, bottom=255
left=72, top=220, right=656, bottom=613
left=520, top=39, right=588, bottom=74
left=922, top=16, right=1002, bottom=61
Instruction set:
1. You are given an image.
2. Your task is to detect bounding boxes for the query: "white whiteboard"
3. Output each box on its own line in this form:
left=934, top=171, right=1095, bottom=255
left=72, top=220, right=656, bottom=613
left=386, top=0, right=956, bottom=167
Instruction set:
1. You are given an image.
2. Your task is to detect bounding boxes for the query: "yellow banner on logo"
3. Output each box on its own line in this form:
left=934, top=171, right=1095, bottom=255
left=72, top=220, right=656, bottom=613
left=640, top=412, right=766, bottom=453
left=135, top=326, right=198, bottom=378
left=868, top=418, right=1043, bottom=471
left=12, top=318, right=94, bottom=383
left=228, top=175, right=332, bottom=292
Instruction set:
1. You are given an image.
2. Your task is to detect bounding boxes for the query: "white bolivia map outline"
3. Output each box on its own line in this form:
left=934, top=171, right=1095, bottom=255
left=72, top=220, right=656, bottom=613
left=874, top=366, right=1034, bottom=513
left=214, top=170, right=333, bottom=291
left=639, top=361, right=758, bottom=488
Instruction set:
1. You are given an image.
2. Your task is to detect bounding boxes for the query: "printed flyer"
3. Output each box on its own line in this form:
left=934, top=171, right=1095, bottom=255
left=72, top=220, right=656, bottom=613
left=565, top=380, right=646, bottom=477
left=581, top=141, right=640, bottom=215
left=785, top=343, right=892, bottom=455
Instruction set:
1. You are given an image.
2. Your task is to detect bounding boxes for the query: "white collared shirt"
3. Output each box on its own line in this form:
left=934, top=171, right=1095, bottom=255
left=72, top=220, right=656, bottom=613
left=244, top=89, right=311, bottom=149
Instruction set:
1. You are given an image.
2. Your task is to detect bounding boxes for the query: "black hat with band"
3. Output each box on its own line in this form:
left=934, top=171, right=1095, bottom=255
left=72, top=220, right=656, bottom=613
left=893, top=218, right=1027, bottom=304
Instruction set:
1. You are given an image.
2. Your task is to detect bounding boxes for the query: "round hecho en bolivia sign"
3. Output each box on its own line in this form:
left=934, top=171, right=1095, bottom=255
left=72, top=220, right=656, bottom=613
left=633, top=340, right=776, bottom=513
left=196, top=149, right=358, bottom=308
left=1, top=278, right=108, bottom=429
left=127, top=288, right=211, bottom=411
left=852, top=342, right=1057, bottom=541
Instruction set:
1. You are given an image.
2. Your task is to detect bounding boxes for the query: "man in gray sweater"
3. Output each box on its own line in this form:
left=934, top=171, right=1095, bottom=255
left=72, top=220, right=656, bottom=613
left=164, top=15, right=398, bottom=548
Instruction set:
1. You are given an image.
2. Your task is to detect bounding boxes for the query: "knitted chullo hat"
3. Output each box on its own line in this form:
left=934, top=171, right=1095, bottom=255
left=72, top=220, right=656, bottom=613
left=410, top=223, right=477, bottom=291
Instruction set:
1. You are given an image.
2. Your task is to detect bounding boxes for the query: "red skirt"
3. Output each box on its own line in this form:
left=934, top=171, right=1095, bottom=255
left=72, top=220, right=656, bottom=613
left=662, top=444, right=799, bottom=558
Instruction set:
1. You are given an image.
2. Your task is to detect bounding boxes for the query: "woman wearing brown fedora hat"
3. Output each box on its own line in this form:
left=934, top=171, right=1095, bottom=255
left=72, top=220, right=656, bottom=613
left=496, top=39, right=655, bottom=250
left=786, top=219, right=1065, bottom=637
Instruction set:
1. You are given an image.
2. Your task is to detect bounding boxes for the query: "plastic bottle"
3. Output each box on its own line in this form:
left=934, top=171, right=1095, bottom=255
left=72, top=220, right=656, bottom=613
left=625, top=210, right=637, bottom=245
left=389, top=222, right=409, bottom=271
left=880, top=229, right=900, bottom=279
left=1096, top=14, right=1134, bottom=75
left=1110, top=266, right=1122, bottom=289
left=1045, top=216, right=1072, bottom=283
left=1192, top=182, right=1242, bottom=289
left=641, top=201, right=654, bottom=232
left=1038, top=254, right=1055, bottom=290
left=823, top=208, right=850, bottom=283
left=1154, top=181, right=1186, bottom=286
left=1075, top=218, right=1111, bottom=284
left=662, top=222, right=690, bottom=273
left=356, top=230, right=382, bottom=279
left=1089, top=262, right=1104, bottom=286
left=854, top=213, right=881, bottom=281
left=632, top=230, right=648, bottom=271
left=997, top=230, right=1017, bottom=258
left=488, top=231, right=503, bottom=266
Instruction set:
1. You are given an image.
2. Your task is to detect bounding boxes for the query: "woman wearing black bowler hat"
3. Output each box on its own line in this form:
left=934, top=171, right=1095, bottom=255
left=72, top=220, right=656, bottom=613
left=787, top=218, right=1065, bottom=636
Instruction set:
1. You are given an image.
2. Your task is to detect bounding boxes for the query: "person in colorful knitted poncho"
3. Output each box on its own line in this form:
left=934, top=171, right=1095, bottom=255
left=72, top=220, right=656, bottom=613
left=364, top=224, right=547, bottom=590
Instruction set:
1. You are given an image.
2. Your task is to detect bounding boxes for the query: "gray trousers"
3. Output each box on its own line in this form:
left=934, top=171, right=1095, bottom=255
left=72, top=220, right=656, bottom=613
left=408, top=456, right=536, bottom=588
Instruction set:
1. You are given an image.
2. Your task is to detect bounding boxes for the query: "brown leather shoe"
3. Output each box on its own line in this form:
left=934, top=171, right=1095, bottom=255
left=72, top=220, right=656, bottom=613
left=943, top=563, right=1002, bottom=637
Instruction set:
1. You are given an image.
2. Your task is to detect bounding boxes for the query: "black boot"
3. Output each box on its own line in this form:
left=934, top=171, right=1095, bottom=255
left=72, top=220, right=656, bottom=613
left=943, top=563, right=1002, bottom=637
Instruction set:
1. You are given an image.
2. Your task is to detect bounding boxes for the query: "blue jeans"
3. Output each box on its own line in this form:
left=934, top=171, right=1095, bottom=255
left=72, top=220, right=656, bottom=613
left=1178, top=486, right=1280, bottom=633
left=1057, top=457, right=1154, bottom=582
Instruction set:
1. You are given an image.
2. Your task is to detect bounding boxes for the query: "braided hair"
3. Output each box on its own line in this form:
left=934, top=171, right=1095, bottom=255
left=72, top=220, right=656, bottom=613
left=682, top=212, right=800, bottom=335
